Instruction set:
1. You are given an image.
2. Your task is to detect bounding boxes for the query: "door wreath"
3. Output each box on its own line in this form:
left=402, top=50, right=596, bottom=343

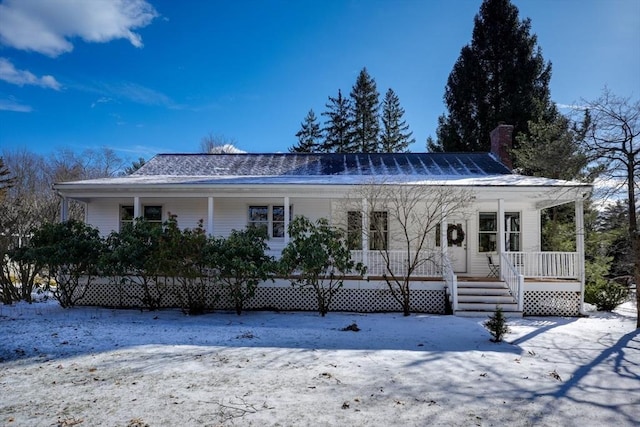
left=447, top=224, right=465, bottom=246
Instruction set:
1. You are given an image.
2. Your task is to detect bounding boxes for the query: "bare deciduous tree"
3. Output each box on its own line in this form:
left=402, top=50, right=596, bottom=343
left=342, top=182, right=473, bottom=316
left=200, top=133, right=244, bottom=154
left=579, top=88, right=640, bottom=327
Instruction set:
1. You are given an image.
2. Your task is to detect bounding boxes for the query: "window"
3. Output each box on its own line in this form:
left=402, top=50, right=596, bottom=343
left=248, top=205, right=292, bottom=238
left=346, top=210, right=388, bottom=250
left=119, top=206, right=135, bottom=230
left=119, top=205, right=163, bottom=230
left=272, top=206, right=285, bottom=238
left=347, top=211, right=362, bottom=250
left=478, top=212, right=521, bottom=252
left=478, top=213, right=497, bottom=252
left=248, top=206, right=269, bottom=233
left=369, top=211, right=388, bottom=250
left=505, top=212, right=521, bottom=251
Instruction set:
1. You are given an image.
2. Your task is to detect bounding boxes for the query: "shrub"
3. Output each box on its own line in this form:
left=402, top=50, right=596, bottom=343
left=585, top=280, right=629, bottom=311
left=161, top=216, right=218, bottom=315
left=280, top=216, right=365, bottom=317
left=103, top=218, right=168, bottom=310
left=26, top=220, right=105, bottom=308
left=213, top=226, right=275, bottom=315
left=484, top=306, right=510, bottom=342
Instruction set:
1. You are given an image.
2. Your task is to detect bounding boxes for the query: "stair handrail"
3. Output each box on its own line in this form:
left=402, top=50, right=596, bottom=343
left=442, top=253, right=458, bottom=312
left=500, top=252, right=524, bottom=312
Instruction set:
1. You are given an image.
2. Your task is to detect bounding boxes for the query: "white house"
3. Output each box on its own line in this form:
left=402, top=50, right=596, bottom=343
left=53, top=125, right=592, bottom=316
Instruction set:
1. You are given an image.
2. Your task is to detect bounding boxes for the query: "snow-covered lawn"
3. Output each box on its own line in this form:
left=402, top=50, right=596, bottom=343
left=1, top=300, right=638, bottom=427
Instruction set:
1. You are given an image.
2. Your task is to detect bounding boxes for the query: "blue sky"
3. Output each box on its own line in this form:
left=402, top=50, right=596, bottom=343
left=0, top=0, right=639, bottom=160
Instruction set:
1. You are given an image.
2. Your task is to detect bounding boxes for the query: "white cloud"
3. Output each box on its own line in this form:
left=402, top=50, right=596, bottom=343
left=0, top=0, right=158, bottom=57
left=0, top=97, right=32, bottom=112
left=0, top=58, right=61, bottom=90
left=91, top=96, right=114, bottom=108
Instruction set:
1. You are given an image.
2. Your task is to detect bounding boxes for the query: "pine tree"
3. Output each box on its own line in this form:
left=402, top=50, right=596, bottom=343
left=512, top=111, right=590, bottom=180
left=349, top=68, right=380, bottom=153
left=380, top=88, right=415, bottom=153
left=433, top=0, right=554, bottom=154
left=290, top=109, right=323, bottom=153
left=484, top=306, right=510, bottom=342
left=321, top=89, right=352, bottom=153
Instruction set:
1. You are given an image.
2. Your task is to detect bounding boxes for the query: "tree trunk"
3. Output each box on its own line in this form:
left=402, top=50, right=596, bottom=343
left=626, top=153, right=639, bottom=329
left=632, top=236, right=640, bottom=329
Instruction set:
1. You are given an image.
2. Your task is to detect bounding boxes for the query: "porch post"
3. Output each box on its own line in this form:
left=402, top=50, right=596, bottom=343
left=133, top=196, right=141, bottom=219
left=60, top=197, right=68, bottom=222
left=284, top=196, right=290, bottom=244
left=575, top=198, right=586, bottom=312
left=362, top=198, right=369, bottom=275
left=497, top=198, right=505, bottom=279
left=207, top=197, right=214, bottom=236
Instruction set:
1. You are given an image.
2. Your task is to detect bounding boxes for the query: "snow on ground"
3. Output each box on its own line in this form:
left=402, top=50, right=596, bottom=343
left=1, top=300, right=638, bottom=427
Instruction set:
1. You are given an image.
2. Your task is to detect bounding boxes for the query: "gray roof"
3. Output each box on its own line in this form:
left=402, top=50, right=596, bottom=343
left=133, top=153, right=512, bottom=177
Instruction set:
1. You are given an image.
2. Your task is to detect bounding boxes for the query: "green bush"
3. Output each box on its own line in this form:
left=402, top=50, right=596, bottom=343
left=484, top=306, right=510, bottom=342
left=584, top=280, right=628, bottom=311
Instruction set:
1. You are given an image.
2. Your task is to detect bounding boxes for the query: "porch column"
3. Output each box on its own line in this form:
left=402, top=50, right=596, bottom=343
left=575, top=198, right=586, bottom=311
left=497, top=198, right=505, bottom=279
left=60, top=197, right=68, bottom=222
left=284, top=196, right=290, bottom=244
left=362, top=198, right=369, bottom=274
left=207, top=197, right=215, bottom=236
left=133, top=196, right=141, bottom=219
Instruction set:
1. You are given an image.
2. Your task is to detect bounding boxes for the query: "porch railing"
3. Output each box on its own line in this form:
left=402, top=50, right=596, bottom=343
left=500, top=253, right=524, bottom=311
left=504, top=252, right=579, bottom=279
left=442, top=254, right=458, bottom=312
left=350, top=250, right=442, bottom=277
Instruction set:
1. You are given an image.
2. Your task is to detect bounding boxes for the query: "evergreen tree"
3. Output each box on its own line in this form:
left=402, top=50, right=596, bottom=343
left=290, top=109, right=323, bottom=153
left=512, top=111, right=590, bottom=180
left=321, top=89, right=352, bottom=153
left=349, top=68, right=380, bottom=153
left=380, top=88, right=415, bottom=153
left=433, top=0, right=554, bottom=155
left=123, top=157, right=146, bottom=175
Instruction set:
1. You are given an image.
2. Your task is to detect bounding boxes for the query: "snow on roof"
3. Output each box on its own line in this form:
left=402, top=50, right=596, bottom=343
left=132, top=152, right=511, bottom=177
left=54, top=153, right=591, bottom=189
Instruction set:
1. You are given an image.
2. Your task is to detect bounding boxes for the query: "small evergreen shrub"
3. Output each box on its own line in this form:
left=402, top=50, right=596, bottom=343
left=584, top=280, right=629, bottom=311
left=484, top=306, right=510, bottom=342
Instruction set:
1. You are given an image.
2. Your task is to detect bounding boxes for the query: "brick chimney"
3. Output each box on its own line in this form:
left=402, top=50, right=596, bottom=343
left=490, top=124, right=514, bottom=169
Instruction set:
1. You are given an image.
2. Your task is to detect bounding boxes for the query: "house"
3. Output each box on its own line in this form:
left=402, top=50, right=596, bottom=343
left=53, top=125, right=592, bottom=316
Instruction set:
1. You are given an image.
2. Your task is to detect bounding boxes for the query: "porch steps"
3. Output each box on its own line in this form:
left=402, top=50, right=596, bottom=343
left=454, top=281, right=522, bottom=318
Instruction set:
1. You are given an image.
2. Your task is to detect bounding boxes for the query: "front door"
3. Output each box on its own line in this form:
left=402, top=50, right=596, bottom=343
left=445, top=220, right=467, bottom=273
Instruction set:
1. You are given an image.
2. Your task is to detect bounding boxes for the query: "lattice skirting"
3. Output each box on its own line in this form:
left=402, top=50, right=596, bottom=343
left=523, top=290, right=581, bottom=316
left=75, top=280, right=447, bottom=314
